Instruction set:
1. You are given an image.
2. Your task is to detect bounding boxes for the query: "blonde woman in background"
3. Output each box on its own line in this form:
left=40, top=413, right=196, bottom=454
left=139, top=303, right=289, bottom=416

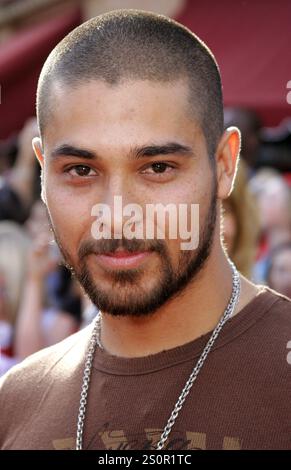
left=222, top=160, right=260, bottom=279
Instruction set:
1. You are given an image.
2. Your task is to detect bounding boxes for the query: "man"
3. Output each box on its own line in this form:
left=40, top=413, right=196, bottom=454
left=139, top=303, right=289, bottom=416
left=0, top=10, right=290, bottom=450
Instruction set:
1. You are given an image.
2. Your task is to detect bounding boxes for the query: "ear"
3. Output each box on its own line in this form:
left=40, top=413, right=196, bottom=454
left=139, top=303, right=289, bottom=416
left=32, top=137, right=44, bottom=167
left=215, top=126, right=241, bottom=200
left=32, top=137, right=46, bottom=204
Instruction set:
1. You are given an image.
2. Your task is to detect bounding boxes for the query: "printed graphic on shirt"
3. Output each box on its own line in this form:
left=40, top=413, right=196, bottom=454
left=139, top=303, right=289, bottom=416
left=52, top=427, right=242, bottom=450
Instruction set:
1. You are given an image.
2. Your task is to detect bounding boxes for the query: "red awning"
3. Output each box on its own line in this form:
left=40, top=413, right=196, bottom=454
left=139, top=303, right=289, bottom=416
left=0, top=7, right=81, bottom=139
left=0, top=2, right=290, bottom=139
left=175, top=0, right=291, bottom=126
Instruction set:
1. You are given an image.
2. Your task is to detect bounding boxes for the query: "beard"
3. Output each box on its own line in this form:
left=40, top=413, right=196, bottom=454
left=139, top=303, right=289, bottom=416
left=50, top=180, right=217, bottom=317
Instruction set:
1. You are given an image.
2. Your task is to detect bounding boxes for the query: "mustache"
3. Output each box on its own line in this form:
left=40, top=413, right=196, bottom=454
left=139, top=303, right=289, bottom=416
left=78, top=238, right=167, bottom=260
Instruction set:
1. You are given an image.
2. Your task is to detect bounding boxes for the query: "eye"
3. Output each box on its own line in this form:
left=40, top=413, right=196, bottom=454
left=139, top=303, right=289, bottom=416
left=66, top=165, right=97, bottom=177
left=141, top=162, right=175, bottom=175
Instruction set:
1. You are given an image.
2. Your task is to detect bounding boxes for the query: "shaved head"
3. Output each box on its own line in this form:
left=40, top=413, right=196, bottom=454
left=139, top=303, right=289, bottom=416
left=36, top=9, right=223, bottom=158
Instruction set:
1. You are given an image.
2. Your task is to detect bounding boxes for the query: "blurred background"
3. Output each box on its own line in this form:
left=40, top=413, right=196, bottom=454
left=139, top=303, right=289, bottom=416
left=0, top=0, right=291, bottom=375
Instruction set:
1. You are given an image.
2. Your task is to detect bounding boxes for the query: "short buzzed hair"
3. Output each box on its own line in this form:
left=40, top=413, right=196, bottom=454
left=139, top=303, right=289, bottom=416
left=37, top=9, right=223, bottom=157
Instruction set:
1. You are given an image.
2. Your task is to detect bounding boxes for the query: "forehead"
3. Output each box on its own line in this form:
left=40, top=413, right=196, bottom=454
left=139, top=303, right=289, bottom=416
left=43, top=79, right=203, bottom=150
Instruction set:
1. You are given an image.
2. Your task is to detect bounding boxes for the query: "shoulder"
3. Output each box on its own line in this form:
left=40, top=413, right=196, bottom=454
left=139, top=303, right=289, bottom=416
left=246, top=287, right=291, bottom=371
left=0, top=324, right=92, bottom=407
left=258, top=286, right=291, bottom=323
left=0, top=324, right=94, bottom=449
left=247, top=285, right=291, bottom=339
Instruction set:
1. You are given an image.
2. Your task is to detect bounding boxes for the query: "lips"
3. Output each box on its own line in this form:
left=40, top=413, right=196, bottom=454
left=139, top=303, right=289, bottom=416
left=105, top=250, right=140, bottom=258
left=95, top=250, right=151, bottom=269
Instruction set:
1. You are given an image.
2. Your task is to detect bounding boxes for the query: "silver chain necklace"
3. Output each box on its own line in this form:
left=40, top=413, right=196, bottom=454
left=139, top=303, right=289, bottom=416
left=76, top=261, right=241, bottom=450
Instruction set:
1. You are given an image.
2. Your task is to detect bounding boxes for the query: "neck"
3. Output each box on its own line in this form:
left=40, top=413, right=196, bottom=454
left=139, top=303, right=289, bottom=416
left=99, top=244, right=259, bottom=358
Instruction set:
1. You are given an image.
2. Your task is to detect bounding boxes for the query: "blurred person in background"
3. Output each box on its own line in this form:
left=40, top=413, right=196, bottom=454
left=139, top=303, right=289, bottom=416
left=0, top=136, right=18, bottom=175
left=0, top=179, right=27, bottom=224
left=224, top=107, right=261, bottom=173
left=266, top=242, right=291, bottom=299
left=14, top=200, right=83, bottom=360
left=0, top=221, right=30, bottom=375
left=0, top=117, right=84, bottom=369
left=249, top=168, right=291, bottom=282
left=222, top=159, right=260, bottom=279
left=0, top=117, right=40, bottom=224
left=0, top=272, right=17, bottom=376
left=6, top=117, right=39, bottom=210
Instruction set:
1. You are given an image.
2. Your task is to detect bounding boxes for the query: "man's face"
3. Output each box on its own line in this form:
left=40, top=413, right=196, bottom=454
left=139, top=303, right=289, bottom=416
left=38, top=79, right=218, bottom=316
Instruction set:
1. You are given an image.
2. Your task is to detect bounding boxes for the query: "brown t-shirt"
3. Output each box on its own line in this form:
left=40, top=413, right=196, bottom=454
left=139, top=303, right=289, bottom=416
left=0, top=287, right=290, bottom=450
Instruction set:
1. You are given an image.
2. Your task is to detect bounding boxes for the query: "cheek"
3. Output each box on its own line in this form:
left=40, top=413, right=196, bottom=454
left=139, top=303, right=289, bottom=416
left=44, top=181, right=96, bottom=257
left=148, top=175, right=212, bottom=260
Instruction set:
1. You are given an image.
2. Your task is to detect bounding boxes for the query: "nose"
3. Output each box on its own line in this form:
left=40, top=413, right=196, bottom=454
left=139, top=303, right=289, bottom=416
left=91, top=174, right=142, bottom=240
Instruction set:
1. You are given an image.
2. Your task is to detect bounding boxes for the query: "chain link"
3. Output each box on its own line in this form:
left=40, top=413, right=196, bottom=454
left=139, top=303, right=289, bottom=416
left=75, top=314, right=101, bottom=450
left=76, top=261, right=240, bottom=450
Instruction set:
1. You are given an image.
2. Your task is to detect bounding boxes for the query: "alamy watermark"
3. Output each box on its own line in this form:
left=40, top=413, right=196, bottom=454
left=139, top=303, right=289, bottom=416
left=91, top=196, right=199, bottom=250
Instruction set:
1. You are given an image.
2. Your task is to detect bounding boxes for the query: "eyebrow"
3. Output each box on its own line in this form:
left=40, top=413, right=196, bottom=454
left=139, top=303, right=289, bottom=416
left=50, top=142, right=194, bottom=161
left=50, top=145, right=96, bottom=160
left=133, top=142, right=193, bottom=159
